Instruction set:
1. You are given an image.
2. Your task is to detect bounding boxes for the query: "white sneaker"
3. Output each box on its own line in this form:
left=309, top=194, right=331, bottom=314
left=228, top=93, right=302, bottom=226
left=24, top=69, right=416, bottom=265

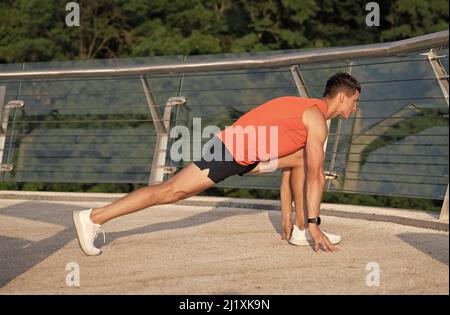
left=288, top=224, right=341, bottom=246
left=73, top=209, right=105, bottom=256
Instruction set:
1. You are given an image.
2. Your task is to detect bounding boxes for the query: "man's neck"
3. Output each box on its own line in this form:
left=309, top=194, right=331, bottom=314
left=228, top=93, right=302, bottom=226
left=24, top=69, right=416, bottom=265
left=321, top=97, right=338, bottom=120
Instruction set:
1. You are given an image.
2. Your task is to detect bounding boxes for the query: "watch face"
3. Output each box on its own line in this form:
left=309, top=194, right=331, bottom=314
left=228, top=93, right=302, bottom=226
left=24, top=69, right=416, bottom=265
left=308, top=217, right=321, bottom=225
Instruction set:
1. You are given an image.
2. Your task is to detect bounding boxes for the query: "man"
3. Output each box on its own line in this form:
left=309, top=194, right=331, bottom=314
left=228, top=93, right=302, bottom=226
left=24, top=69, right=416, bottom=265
left=73, top=71, right=361, bottom=255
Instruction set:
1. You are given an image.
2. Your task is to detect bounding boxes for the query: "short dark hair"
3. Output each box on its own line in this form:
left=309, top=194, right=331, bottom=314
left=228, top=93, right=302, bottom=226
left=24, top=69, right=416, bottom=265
left=323, top=72, right=361, bottom=97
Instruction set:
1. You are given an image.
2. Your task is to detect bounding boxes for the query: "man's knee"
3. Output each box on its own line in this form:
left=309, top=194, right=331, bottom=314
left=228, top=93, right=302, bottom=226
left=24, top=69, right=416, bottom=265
left=163, top=182, right=189, bottom=203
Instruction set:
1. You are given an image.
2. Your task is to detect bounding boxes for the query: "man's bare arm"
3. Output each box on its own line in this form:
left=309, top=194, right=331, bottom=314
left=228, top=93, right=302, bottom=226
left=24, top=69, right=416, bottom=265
left=303, top=108, right=327, bottom=219
left=303, top=107, right=337, bottom=252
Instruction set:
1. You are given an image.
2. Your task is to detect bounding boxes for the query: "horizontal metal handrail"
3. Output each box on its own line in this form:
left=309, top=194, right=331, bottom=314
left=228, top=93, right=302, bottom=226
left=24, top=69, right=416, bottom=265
left=0, top=30, right=447, bottom=80
left=4, top=146, right=447, bottom=158
left=6, top=141, right=447, bottom=147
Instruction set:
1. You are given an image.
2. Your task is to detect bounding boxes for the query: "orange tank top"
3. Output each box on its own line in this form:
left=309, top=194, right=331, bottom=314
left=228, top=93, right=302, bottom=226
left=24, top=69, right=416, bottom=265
left=215, top=96, right=328, bottom=165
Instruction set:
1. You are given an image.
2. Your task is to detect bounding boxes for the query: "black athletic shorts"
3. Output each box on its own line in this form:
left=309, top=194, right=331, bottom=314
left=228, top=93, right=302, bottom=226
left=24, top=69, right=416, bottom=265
left=193, top=136, right=260, bottom=184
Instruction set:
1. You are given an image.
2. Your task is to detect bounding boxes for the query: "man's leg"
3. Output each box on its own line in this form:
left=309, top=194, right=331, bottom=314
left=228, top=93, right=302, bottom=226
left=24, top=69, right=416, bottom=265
left=280, top=168, right=293, bottom=240
left=247, top=149, right=305, bottom=174
left=90, top=163, right=215, bottom=225
left=248, top=148, right=306, bottom=230
left=289, top=153, right=307, bottom=229
left=248, top=150, right=341, bottom=247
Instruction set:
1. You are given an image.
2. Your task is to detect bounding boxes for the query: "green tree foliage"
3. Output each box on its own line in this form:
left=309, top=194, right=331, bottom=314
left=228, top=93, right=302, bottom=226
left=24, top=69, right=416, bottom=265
left=381, top=0, right=450, bottom=41
left=0, top=0, right=448, bottom=62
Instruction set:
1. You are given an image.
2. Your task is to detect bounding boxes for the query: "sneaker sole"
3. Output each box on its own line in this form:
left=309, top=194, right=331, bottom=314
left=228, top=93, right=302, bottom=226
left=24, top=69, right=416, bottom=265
left=288, top=238, right=313, bottom=246
left=73, top=211, right=101, bottom=256
left=289, top=237, right=342, bottom=246
left=329, top=238, right=342, bottom=245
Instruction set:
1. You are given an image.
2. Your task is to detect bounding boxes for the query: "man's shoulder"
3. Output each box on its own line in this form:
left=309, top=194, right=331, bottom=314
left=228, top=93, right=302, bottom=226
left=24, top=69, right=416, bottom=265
left=268, top=95, right=303, bottom=103
left=303, top=97, right=327, bottom=114
left=264, top=96, right=325, bottom=105
left=304, top=106, right=326, bottom=119
left=305, top=98, right=327, bottom=108
left=303, top=106, right=327, bottom=130
left=304, top=104, right=324, bottom=113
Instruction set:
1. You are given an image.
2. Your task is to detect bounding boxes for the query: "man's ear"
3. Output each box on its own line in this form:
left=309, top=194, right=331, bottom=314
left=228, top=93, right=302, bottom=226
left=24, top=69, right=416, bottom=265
left=338, top=92, right=345, bottom=103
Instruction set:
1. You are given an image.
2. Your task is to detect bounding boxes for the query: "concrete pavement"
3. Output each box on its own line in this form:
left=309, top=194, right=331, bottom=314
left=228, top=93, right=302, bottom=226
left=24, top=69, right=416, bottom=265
left=0, top=193, right=448, bottom=294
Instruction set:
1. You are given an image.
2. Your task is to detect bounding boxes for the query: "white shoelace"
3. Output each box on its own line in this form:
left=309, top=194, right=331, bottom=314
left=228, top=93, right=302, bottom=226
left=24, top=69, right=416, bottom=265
left=94, top=225, right=106, bottom=243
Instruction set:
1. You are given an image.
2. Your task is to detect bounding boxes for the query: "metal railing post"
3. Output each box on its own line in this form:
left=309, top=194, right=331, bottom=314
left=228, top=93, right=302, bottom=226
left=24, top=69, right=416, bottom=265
left=0, top=86, right=23, bottom=173
left=141, top=76, right=186, bottom=185
left=425, top=49, right=449, bottom=106
left=0, top=86, right=7, bottom=174
left=290, top=65, right=310, bottom=98
left=424, top=49, right=449, bottom=222
left=0, top=86, right=6, bottom=159
left=441, top=186, right=449, bottom=222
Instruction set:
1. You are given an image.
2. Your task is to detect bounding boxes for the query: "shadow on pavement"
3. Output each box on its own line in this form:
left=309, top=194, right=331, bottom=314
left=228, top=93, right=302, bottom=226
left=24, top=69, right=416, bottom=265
left=397, top=232, right=449, bottom=266
left=0, top=201, right=262, bottom=288
left=103, top=207, right=258, bottom=246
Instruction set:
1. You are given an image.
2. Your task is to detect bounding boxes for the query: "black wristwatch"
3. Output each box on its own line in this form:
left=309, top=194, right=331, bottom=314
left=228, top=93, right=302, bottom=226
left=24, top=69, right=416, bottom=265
left=308, top=216, right=321, bottom=226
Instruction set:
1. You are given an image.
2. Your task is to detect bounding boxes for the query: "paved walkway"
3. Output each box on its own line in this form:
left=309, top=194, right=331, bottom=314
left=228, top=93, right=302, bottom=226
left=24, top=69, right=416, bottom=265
left=0, top=193, right=448, bottom=294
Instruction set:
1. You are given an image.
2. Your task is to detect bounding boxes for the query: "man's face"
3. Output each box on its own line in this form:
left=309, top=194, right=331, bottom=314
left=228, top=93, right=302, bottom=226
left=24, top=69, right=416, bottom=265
left=338, top=90, right=360, bottom=119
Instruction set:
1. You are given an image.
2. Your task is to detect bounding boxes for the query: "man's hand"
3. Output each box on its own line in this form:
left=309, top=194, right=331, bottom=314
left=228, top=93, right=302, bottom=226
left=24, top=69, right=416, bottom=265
left=281, top=217, right=293, bottom=240
left=308, top=224, right=338, bottom=252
